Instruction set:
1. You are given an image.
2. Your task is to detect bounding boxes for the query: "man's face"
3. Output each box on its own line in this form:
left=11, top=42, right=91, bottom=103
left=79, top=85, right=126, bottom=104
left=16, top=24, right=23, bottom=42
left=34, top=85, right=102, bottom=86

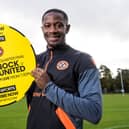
left=42, top=12, right=70, bottom=48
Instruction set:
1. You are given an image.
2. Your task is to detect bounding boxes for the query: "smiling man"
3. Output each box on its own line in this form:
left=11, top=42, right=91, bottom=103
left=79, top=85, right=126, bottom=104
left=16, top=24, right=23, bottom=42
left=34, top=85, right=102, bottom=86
left=41, top=10, right=70, bottom=48
left=26, top=8, right=102, bottom=129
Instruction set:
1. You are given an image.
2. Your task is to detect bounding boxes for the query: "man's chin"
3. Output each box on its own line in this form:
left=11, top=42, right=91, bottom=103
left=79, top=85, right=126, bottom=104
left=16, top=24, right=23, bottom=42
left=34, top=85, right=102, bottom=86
left=48, top=42, right=61, bottom=47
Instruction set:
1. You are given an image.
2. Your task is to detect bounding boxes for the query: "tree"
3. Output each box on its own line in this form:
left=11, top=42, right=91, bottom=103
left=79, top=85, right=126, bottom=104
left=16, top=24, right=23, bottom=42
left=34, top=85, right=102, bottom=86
left=99, top=65, right=113, bottom=93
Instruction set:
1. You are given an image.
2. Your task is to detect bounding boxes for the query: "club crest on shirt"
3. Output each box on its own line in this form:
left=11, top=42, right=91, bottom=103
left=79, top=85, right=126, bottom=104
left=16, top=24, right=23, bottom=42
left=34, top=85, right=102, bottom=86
left=56, top=60, right=69, bottom=70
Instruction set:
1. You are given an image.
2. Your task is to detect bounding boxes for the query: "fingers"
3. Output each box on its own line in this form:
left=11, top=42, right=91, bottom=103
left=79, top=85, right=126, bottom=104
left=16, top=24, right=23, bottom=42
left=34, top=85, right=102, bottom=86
left=32, top=68, right=45, bottom=77
left=36, top=64, right=40, bottom=67
left=31, top=67, right=50, bottom=89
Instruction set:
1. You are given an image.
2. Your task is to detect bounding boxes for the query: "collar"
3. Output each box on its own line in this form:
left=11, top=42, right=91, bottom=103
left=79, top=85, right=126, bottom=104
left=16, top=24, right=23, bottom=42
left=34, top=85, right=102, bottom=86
left=46, top=43, right=71, bottom=55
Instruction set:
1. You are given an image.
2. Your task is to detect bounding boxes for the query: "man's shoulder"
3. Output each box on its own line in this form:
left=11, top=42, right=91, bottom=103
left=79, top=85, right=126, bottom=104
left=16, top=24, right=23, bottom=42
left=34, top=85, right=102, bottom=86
left=35, top=51, right=47, bottom=65
left=71, top=48, right=96, bottom=69
left=71, top=48, right=92, bottom=60
left=36, top=51, right=47, bottom=59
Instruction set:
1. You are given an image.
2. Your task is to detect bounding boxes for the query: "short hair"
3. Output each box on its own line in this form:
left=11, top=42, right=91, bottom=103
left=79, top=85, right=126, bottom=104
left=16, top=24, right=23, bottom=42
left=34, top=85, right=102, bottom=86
left=42, top=8, right=69, bottom=23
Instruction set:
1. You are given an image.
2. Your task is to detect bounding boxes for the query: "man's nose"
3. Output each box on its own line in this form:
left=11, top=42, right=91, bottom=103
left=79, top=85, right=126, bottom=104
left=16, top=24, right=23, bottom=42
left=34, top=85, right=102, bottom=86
left=49, top=25, right=58, bottom=33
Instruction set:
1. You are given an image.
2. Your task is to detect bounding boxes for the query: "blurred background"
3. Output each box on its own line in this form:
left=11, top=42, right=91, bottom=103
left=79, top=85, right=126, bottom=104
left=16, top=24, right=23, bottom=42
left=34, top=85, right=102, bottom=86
left=0, top=0, right=129, bottom=129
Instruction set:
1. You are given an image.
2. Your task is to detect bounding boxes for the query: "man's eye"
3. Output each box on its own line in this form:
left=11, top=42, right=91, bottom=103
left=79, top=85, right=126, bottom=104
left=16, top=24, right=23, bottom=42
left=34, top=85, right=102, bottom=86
left=56, top=23, right=64, bottom=28
left=44, top=24, right=50, bottom=28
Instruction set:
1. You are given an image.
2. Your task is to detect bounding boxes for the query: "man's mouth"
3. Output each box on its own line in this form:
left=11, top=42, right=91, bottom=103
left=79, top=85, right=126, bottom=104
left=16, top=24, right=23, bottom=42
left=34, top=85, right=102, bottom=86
left=48, top=35, right=61, bottom=42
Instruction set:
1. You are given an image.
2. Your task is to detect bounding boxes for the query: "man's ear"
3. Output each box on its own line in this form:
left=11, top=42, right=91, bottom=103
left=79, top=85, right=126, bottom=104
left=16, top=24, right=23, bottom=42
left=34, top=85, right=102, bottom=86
left=41, top=26, right=44, bottom=32
left=66, top=24, right=70, bottom=34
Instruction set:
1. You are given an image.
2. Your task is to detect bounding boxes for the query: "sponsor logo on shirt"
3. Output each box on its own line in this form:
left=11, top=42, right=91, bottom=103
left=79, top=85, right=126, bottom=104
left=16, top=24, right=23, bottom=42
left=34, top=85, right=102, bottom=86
left=56, top=60, right=69, bottom=70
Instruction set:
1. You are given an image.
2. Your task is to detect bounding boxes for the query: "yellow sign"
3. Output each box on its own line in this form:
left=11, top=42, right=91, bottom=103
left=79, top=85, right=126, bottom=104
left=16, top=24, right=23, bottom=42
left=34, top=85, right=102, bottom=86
left=0, top=24, right=36, bottom=106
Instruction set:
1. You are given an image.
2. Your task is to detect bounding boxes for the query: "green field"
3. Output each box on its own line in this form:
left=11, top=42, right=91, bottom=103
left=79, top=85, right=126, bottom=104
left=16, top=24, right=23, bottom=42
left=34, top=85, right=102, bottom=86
left=0, top=94, right=129, bottom=129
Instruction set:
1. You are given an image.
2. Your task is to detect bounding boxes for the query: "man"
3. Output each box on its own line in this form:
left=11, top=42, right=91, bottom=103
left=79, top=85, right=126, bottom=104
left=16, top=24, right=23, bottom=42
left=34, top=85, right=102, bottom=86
left=26, top=8, right=102, bottom=129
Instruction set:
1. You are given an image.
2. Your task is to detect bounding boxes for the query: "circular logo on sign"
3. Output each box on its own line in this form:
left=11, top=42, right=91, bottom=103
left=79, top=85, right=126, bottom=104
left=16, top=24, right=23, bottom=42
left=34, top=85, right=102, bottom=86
left=56, top=60, right=69, bottom=70
left=0, top=47, right=4, bottom=57
left=0, top=24, right=36, bottom=106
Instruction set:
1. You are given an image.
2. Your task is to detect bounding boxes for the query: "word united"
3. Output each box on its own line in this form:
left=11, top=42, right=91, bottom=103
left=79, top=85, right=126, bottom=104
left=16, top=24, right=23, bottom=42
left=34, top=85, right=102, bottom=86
left=0, top=60, right=25, bottom=76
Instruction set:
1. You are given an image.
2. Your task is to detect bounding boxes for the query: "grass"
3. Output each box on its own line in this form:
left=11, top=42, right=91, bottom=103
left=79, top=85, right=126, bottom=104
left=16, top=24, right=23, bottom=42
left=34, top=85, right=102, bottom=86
left=0, top=94, right=129, bottom=129
left=0, top=99, right=28, bottom=129
left=84, top=94, right=129, bottom=129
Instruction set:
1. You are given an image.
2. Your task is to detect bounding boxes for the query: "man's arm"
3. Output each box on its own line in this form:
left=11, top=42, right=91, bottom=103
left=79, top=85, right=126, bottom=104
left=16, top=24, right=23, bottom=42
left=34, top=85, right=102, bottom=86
left=44, top=68, right=102, bottom=124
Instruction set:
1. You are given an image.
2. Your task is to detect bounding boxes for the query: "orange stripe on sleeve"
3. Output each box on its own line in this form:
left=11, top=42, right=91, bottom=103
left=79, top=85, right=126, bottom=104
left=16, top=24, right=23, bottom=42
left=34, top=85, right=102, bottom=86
left=56, top=107, right=76, bottom=129
left=28, top=104, right=31, bottom=112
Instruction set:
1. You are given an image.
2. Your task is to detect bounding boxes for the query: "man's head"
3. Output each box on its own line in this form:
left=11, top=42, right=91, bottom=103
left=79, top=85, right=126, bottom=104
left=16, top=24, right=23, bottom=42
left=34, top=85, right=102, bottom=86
left=41, top=9, right=70, bottom=48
